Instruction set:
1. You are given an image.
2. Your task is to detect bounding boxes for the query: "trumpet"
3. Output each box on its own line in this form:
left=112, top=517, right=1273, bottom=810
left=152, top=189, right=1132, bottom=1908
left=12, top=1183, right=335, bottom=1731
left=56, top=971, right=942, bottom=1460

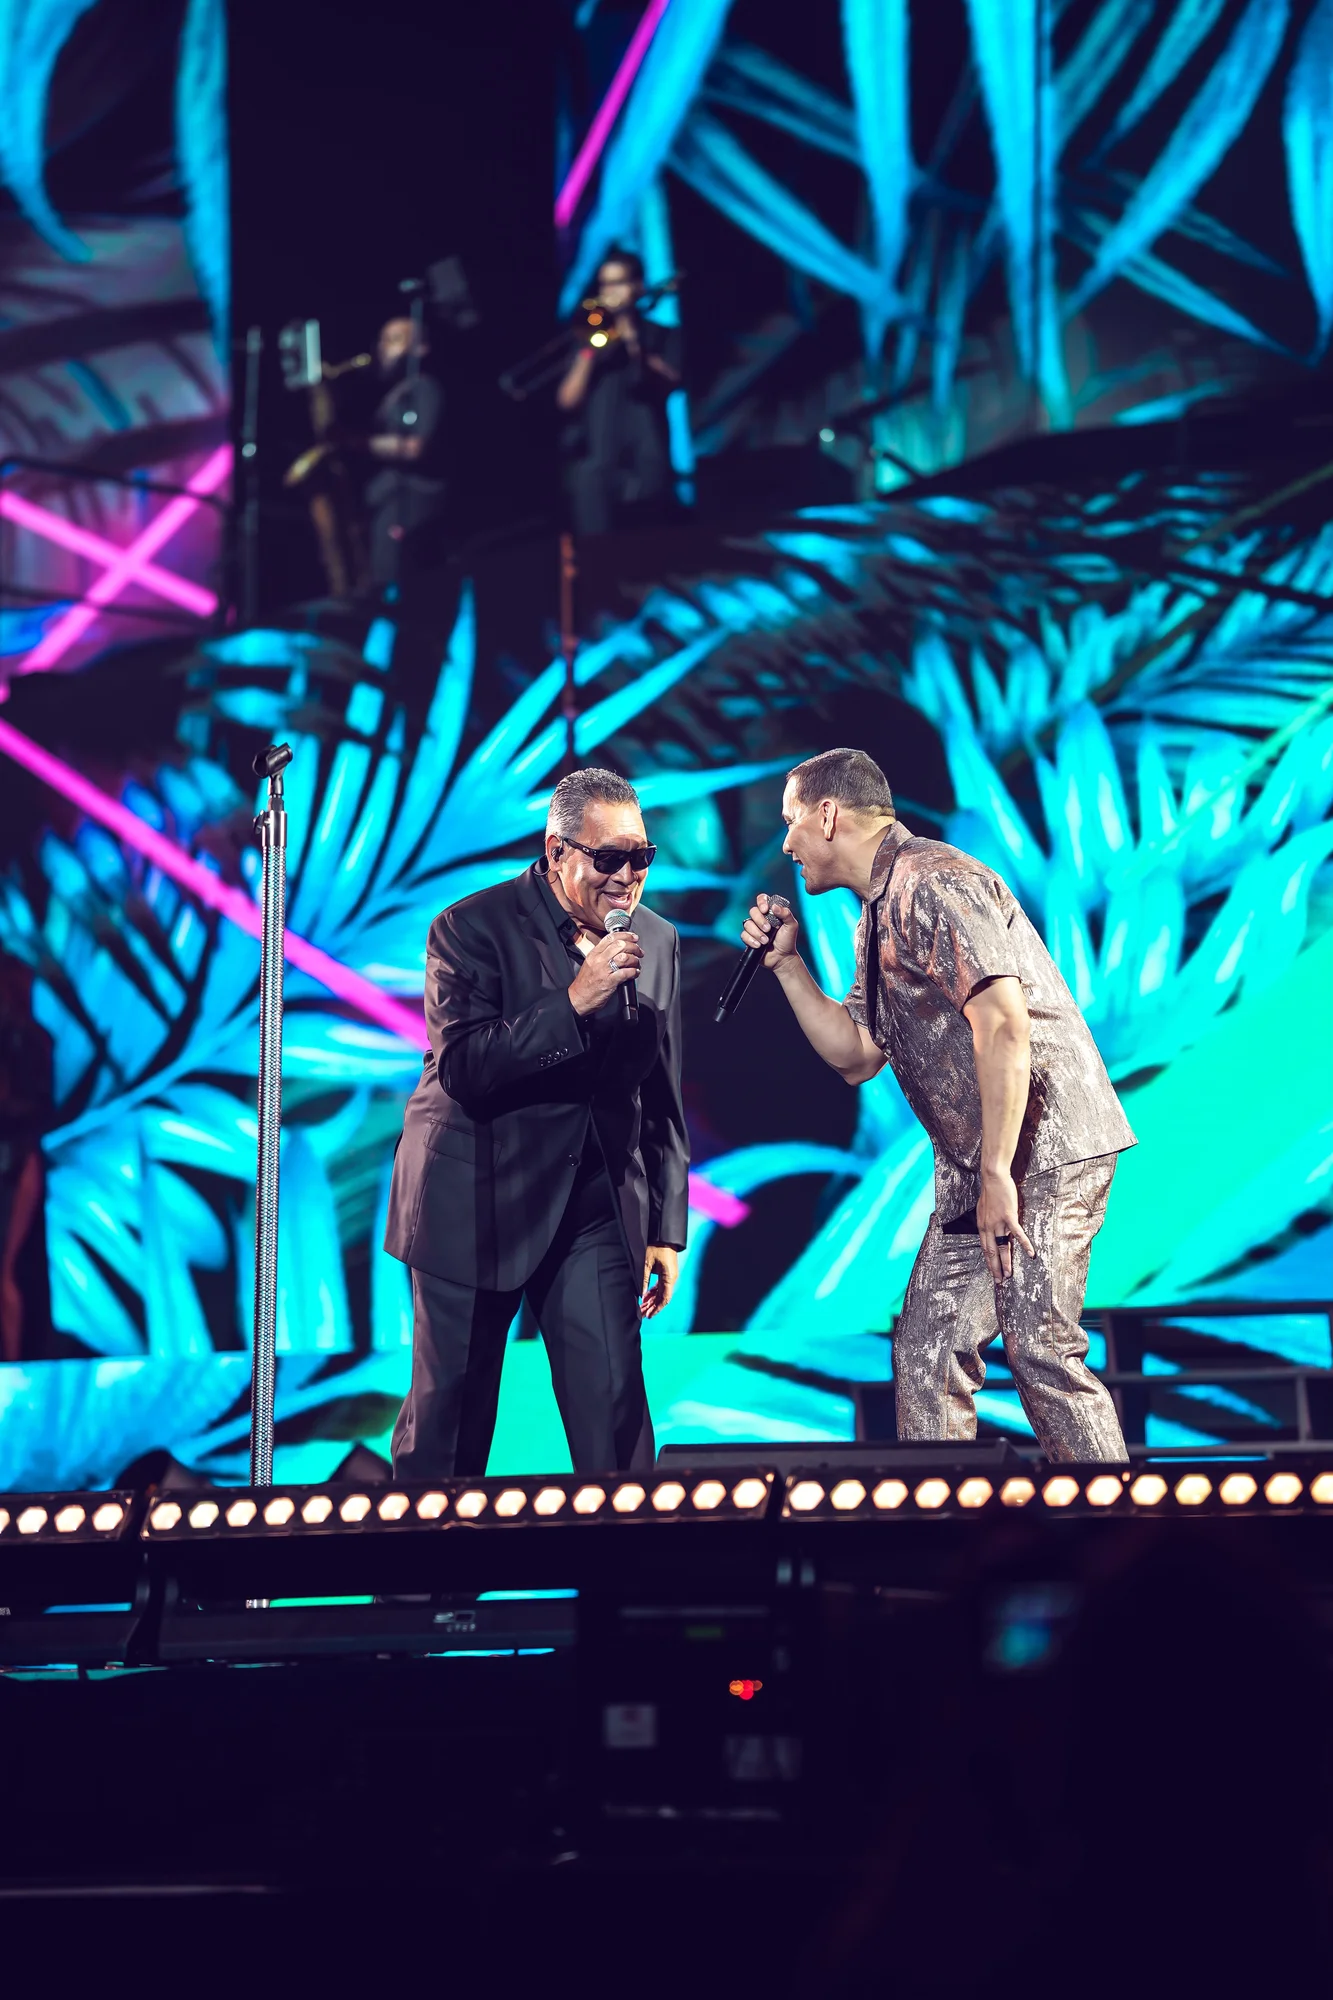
left=579, top=272, right=680, bottom=347
left=580, top=299, right=622, bottom=350
left=498, top=274, right=681, bottom=400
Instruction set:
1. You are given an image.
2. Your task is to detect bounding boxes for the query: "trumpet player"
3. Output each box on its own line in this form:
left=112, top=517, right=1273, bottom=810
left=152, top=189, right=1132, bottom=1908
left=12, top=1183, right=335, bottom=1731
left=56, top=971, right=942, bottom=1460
left=557, top=248, right=681, bottom=536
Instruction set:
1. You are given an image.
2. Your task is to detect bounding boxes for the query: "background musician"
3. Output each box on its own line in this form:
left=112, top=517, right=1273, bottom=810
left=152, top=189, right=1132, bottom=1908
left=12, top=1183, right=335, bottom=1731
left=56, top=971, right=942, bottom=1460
left=365, top=313, right=447, bottom=587
left=557, top=249, right=680, bottom=536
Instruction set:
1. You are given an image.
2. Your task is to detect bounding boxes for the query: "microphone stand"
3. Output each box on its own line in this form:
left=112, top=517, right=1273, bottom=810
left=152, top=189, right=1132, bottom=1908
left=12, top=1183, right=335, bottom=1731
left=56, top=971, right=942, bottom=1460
left=249, top=742, right=292, bottom=1492
left=559, top=529, right=578, bottom=771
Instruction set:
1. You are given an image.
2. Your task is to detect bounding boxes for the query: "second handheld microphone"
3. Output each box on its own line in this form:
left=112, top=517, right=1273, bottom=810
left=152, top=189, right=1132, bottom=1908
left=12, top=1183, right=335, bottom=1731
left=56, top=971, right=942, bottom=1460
left=714, top=894, right=791, bottom=1024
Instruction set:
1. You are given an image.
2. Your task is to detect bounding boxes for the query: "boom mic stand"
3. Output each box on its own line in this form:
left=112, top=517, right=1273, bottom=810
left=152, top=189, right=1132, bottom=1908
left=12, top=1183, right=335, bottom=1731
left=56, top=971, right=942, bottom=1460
left=249, top=742, right=292, bottom=1489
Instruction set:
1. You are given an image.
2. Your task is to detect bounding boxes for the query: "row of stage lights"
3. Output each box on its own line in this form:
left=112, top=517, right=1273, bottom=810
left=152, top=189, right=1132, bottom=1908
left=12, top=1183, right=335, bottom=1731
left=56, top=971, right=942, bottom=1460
left=0, top=1497, right=129, bottom=1540
left=6, top=1468, right=1333, bottom=1546
left=142, top=1473, right=776, bottom=1539
left=781, top=1467, right=1333, bottom=1517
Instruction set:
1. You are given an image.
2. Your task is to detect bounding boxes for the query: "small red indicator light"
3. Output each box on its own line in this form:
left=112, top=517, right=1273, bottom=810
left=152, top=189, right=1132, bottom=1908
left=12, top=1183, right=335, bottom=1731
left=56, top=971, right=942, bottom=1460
left=728, top=1678, right=763, bottom=1701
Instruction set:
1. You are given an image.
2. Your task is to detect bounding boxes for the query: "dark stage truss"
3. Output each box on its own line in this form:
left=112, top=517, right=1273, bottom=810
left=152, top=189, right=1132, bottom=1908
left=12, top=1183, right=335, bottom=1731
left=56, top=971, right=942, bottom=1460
left=3, top=1454, right=1333, bottom=1672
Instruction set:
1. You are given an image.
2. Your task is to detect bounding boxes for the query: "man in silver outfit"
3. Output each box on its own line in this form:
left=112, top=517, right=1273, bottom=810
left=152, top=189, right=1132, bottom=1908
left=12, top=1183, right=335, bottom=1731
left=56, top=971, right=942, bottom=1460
left=742, top=748, right=1134, bottom=1462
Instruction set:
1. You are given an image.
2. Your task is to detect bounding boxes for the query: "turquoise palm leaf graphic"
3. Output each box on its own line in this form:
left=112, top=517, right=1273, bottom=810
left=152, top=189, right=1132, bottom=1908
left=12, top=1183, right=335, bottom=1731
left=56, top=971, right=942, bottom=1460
left=0, top=582, right=803, bottom=1483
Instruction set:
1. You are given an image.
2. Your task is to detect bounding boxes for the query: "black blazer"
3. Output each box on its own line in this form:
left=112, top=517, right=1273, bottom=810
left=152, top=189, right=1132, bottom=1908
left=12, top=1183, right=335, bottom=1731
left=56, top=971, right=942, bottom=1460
left=384, top=862, right=689, bottom=1290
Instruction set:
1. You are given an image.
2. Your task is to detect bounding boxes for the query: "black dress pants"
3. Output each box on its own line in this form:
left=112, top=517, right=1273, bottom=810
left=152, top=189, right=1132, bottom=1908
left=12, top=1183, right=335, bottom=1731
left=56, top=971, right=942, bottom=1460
left=390, top=1167, right=653, bottom=1479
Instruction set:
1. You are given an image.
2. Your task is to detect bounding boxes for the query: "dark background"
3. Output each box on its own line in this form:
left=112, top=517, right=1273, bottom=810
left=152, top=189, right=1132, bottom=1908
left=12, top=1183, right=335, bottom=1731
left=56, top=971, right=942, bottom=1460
left=229, top=0, right=564, bottom=604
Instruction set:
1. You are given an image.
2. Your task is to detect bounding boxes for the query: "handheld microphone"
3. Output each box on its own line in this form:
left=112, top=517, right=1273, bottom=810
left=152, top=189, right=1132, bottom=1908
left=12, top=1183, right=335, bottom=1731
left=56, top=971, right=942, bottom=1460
left=605, top=907, right=638, bottom=1024
left=714, top=895, right=791, bottom=1025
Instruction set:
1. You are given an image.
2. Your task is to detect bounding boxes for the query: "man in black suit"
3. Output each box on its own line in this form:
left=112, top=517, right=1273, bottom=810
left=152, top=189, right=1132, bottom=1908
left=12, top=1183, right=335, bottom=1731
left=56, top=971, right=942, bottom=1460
left=384, top=767, right=688, bottom=1477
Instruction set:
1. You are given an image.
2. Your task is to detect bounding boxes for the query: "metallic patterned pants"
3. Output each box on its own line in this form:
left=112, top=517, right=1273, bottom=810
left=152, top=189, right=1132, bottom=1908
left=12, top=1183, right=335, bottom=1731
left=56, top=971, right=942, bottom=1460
left=893, top=1154, right=1127, bottom=1463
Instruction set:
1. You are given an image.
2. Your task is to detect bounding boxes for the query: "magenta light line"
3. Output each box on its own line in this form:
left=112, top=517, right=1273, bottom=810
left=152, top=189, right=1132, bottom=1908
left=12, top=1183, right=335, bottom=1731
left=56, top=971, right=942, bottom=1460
left=0, top=709, right=749, bottom=1226
left=0, top=491, right=217, bottom=618
left=19, top=444, right=233, bottom=675
left=554, top=0, right=671, bottom=229
left=687, top=1177, right=749, bottom=1226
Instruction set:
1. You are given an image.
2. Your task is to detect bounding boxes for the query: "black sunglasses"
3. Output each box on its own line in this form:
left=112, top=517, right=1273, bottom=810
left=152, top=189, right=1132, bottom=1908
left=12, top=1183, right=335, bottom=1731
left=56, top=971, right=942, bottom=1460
left=559, top=836, right=656, bottom=875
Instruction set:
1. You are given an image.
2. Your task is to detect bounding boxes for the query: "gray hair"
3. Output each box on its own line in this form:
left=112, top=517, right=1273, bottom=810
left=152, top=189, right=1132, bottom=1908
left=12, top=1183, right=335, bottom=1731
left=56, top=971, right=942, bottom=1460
left=787, top=747, right=895, bottom=818
left=546, top=766, right=642, bottom=840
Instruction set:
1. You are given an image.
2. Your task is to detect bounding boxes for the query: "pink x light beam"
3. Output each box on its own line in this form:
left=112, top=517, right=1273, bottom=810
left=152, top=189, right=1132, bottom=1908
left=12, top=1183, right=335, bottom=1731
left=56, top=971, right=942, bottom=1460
left=0, top=712, right=426, bottom=1047
left=0, top=709, right=748, bottom=1226
left=554, top=0, right=671, bottom=229
left=18, top=443, right=233, bottom=675
left=0, top=490, right=217, bottom=619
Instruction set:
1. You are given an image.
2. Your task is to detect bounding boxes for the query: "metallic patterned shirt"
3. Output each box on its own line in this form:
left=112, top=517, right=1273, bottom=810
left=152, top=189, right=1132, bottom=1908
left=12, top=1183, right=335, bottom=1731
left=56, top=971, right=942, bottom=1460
left=844, top=822, right=1136, bottom=1222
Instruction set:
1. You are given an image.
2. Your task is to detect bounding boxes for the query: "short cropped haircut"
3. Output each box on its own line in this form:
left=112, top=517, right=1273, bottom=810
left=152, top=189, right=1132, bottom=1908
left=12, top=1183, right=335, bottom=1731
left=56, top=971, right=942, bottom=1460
left=787, top=748, right=895, bottom=818
left=547, top=766, right=642, bottom=840
left=598, top=246, right=645, bottom=287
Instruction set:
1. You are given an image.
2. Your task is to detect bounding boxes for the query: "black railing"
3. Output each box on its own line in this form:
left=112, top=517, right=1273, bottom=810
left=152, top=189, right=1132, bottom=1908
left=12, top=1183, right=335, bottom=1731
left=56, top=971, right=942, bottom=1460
left=1086, top=1299, right=1333, bottom=1456
left=856, top=1298, right=1333, bottom=1455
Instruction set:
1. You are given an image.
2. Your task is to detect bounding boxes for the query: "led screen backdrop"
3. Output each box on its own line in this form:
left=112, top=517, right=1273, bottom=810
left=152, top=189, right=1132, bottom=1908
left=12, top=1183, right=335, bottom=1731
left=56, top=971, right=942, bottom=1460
left=0, top=0, right=228, bottom=688
left=0, top=0, right=1330, bottom=1489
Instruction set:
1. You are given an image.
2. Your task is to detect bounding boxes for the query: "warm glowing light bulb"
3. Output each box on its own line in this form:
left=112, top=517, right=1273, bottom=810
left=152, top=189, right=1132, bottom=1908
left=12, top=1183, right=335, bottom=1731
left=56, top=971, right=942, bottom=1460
left=1219, top=1473, right=1257, bottom=1506
left=1264, top=1472, right=1302, bottom=1507
left=612, top=1484, right=645, bottom=1513
left=731, top=1477, right=767, bottom=1511
left=957, top=1478, right=993, bottom=1510
left=149, top=1502, right=181, bottom=1531
left=91, top=1502, right=124, bottom=1532
left=302, top=1494, right=334, bottom=1524
left=263, top=1496, right=295, bottom=1526
left=189, top=1500, right=220, bottom=1529
left=494, top=1489, right=527, bottom=1518
left=534, top=1487, right=567, bottom=1516
left=1085, top=1475, right=1123, bottom=1508
left=788, top=1480, right=825, bottom=1513
left=871, top=1478, right=908, bottom=1510
left=914, top=1478, right=949, bottom=1510
left=1129, top=1474, right=1167, bottom=1507
left=573, top=1485, right=607, bottom=1515
left=378, top=1492, right=411, bottom=1521
left=1310, top=1472, right=1333, bottom=1505
left=417, top=1492, right=448, bottom=1520
left=455, top=1490, right=488, bottom=1519
left=691, top=1480, right=727, bottom=1512
left=1174, top=1474, right=1211, bottom=1507
left=339, top=1494, right=372, bottom=1523
left=1042, top=1476, right=1079, bottom=1509
left=226, top=1499, right=258, bottom=1527
left=830, top=1479, right=867, bottom=1512
left=651, top=1481, right=686, bottom=1513
left=0, top=1509, right=9, bottom=1534
left=54, top=1505, right=85, bottom=1534
left=1000, top=1478, right=1035, bottom=1508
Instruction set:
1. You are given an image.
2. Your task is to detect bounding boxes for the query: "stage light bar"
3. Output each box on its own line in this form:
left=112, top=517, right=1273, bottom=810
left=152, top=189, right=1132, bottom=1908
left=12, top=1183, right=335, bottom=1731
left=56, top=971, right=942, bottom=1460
left=778, top=1463, right=1333, bottom=1520
left=141, top=1471, right=777, bottom=1541
left=0, top=1493, right=135, bottom=1542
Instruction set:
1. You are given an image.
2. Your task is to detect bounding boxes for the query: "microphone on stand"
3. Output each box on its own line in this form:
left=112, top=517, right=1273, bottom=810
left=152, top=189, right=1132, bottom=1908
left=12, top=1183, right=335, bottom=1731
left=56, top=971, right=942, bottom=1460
left=714, top=895, right=791, bottom=1025
left=605, top=907, right=638, bottom=1024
